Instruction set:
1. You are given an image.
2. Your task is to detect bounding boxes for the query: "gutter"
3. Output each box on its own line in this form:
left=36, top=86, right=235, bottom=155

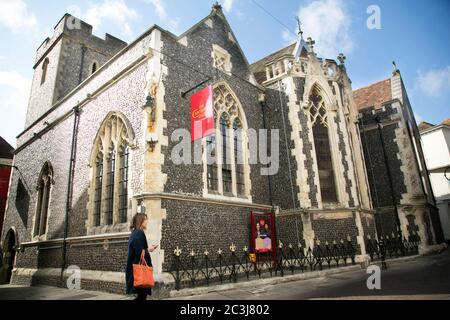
left=60, top=105, right=81, bottom=286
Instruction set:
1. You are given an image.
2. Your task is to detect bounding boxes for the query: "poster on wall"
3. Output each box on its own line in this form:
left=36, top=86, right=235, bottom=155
left=190, top=85, right=215, bottom=142
left=250, top=211, right=277, bottom=261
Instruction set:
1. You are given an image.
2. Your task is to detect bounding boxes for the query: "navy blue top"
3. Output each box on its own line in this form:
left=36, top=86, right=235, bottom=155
left=125, top=229, right=153, bottom=295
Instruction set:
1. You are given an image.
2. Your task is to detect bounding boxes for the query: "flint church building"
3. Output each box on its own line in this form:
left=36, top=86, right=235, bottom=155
left=0, top=3, right=444, bottom=296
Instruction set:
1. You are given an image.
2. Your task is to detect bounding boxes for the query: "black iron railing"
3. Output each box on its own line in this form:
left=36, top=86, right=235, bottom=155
left=168, top=238, right=357, bottom=291
left=365, top=232, right=421, bottom=268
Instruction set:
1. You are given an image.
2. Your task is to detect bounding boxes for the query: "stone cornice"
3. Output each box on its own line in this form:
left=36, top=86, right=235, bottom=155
left=134, top=192, right=273, bottom=210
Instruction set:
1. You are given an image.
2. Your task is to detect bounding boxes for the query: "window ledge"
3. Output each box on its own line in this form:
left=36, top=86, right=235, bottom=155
left=87, top=223, right=129, bottom=236
left=203, top=191, right=252, bottom=204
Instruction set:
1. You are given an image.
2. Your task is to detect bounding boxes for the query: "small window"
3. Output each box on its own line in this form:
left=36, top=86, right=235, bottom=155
left=212, top=45, right=231, bottom=73
left=41, top=58, right=49, bottom=85
left=91, top=62, right=98, bottom=74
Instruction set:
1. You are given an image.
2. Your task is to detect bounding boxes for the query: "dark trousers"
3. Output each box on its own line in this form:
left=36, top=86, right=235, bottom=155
left=135, top=292, right=148, bottom=300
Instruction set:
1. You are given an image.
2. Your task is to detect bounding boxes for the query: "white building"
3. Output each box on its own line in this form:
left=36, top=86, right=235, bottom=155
left=419, top=119, right=450, bottom=241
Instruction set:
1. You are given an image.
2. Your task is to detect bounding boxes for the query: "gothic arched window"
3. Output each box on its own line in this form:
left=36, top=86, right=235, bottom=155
left=88, top=113, right=134, bottom=233
left=308, top=88, right=338, bottom=203
left=41, top=58, right=49, bottom=85
left=205, top=83, right=250, bottom=199
left=34, top=162, right=53, bottom=238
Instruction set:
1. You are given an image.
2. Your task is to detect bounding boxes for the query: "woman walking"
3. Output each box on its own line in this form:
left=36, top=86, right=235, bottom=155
left=126, top=213, right=157, bottom=300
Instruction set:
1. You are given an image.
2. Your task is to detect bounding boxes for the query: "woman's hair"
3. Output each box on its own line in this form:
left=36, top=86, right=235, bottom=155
left=130, top=213, right=148, bottom=231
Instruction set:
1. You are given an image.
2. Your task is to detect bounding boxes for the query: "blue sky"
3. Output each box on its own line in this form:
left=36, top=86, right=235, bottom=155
left=0, top=0, right=449, bottom=147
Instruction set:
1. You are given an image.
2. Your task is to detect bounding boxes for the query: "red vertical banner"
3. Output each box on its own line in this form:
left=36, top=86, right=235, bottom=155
left=190, top=85, right=215, bottom=141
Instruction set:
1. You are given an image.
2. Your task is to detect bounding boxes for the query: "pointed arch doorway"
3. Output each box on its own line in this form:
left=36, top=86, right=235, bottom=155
left=0, top=228, right=18, bottom=284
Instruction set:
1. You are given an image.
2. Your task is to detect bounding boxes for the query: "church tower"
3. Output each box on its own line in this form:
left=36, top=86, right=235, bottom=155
left=25, top=14, right=127, bottom=128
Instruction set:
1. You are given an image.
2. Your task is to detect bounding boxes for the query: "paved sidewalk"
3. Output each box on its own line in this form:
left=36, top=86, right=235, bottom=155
left=0, top=284, right=130, bottom=300
left=0, top=249, right=449, bottom=300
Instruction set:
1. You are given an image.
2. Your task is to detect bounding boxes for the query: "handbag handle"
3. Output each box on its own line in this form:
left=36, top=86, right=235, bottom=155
left=139, top=249, right=148, bottom=267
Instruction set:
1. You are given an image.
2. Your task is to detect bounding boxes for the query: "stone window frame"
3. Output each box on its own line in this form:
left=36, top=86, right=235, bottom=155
left=41, top=58, right=49, bottom=85
left=87, top=112, right=136, bottom=235
left=31, top=161, right=54, bottom=241
left=212, top=44, right=232, bottom=74
left=304, top=83, right=347, bottom=209
left=90, top=60, right=99, bottom=75
left=202, top=82, right=252, bottom=203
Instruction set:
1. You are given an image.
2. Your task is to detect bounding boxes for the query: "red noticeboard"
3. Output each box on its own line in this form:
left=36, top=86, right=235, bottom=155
left=250, top=211, right=277, bottom=262
left=0, top=166, right=11, bottom=200
left=190, top=85, right=215, bottom=142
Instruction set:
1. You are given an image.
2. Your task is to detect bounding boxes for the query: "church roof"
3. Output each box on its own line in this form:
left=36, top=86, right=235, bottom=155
left=353, top=79, right=392, bottom=111
left=418, top=118, right=450, bottom=133
left=418, top=121, right=436, bottom=132
left=0, top=136, right=14, bottom=160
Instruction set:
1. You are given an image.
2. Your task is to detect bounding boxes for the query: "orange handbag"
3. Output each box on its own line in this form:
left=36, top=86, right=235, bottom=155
left=133, top=250, right=155, bottom=289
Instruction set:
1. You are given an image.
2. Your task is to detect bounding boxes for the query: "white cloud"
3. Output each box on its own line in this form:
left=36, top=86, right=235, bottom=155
left=295, top=0, right=354, bottom=58
left=223, top=0, right=234, bottom=13
left=0, top=0, right=37, bottom=33
left=68, top=0, right=139, bottom=38
left=169, top=17, right=181, bottom=34
left=0, top=70, right=31, bottom=147
left=144, top=0, right=167, bottom=20
left=142, top=0, right=182, bottom=34
left=416, top=66, right=450, bottom=97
